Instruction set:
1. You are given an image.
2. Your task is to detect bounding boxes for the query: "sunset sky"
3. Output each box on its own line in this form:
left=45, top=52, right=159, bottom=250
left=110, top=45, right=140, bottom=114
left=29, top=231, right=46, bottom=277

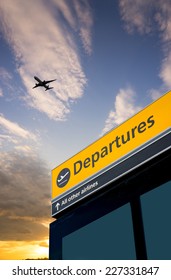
left=1, top=0, right=171, bottom=259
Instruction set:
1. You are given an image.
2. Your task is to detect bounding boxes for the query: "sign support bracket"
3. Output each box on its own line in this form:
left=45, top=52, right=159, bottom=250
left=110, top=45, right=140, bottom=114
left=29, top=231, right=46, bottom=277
left=130, top=196, right=147, bottom=260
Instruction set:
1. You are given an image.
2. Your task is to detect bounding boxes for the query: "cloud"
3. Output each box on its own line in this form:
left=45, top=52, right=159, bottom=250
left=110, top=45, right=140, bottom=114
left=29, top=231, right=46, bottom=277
left=119, top=0, right=171, bottom=96
left=0, top=114, right=36, bottom=140
left=0, top=114, right=38, bottom=154
left=151, top=1, right=171, bottom=92
left=51, top=0, right=93, bottom=55
left=154, top=1, right=171, bottom=42
left=0, top=134, right=17, bottom=148
left=0, top=67, right=12, bottom=81
left=159, top=53, right=171, bottom=88
left=101, top=87, right=141, bottom=135
left=0, top=67, right=13, bottom=97
left=0, top=151, right=51, bottom=241
left=0, top=0, right=93, bottom=120
left=149, top=88, right=162, bottom=101
left=73, top=0, right=93, bottom=55
left=0, top=217, right=48, bottom=242
left=0, top=67, right=24, bottom=101
left=119, top=0, right=157, bottom=34
left=0, top=88, right=3, bottom=97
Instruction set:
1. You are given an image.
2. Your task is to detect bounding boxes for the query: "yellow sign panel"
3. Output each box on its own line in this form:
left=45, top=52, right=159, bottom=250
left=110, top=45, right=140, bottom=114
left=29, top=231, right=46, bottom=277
left=52, top=90, right=171, bottom=200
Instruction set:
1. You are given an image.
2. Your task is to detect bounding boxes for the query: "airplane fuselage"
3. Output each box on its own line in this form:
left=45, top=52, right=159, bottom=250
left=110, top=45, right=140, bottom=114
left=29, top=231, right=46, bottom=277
left=34, top=76, right=46, bottom=85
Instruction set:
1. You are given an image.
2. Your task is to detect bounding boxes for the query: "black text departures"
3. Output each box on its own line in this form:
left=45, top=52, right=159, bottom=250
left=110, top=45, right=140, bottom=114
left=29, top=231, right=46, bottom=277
left=74, top=115, right=155, bottom=175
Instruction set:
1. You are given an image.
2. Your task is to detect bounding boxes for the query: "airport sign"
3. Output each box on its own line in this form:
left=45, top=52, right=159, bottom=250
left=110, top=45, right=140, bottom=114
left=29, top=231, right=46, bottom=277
left=52, top=91, right=171, bottom=217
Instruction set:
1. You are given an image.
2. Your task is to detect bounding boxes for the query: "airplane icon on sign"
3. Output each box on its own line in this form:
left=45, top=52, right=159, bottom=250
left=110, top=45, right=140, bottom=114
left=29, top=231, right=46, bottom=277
left=57, top=171, right=69, bottom=183
left=57, top=168, right=70, bottom=188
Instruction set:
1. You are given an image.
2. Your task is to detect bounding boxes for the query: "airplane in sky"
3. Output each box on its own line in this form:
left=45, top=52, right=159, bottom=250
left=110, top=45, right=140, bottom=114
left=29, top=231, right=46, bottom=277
left=32, top=76, right=56, bottom=91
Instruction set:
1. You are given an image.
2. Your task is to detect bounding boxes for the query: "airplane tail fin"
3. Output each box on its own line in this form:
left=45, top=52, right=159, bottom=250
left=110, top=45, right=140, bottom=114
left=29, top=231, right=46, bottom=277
left=45, top=87, right=53, bottom=91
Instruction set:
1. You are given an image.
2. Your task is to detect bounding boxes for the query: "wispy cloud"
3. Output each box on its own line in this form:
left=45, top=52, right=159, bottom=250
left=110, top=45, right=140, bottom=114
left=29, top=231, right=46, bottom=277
left=119, top=0, right=156, bottom=34
left=0, top=114, right=38, bottom=153
left=0, top=67, right=12, bottom=97
left=152, top=1, right=171, bottom=95
left=0, top=88, right=3, bottom=97
left=0, top=0, right=93, bottom=120
left=0, top=114, right=36, bottom=141
left=52, top=0, right=93, bottom=55
left=149, top=88, right=162, bottom=101
left=119, top=0, right=171, bottom=98
left=0, top=67, right=12, bottom=81
left=73, top=0, right=93, bottom=55
left=0, top=134, right=17, bottom=148
left=101, top=87, right=141, bottom=135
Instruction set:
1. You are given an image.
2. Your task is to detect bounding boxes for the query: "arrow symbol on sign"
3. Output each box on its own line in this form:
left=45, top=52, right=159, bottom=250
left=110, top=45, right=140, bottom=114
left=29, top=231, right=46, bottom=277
left=55, top=202, right=60, bottom=211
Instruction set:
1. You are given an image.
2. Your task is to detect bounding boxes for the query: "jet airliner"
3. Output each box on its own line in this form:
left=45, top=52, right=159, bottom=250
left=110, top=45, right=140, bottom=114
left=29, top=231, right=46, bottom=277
left=32, top=76, right=56, bottom=91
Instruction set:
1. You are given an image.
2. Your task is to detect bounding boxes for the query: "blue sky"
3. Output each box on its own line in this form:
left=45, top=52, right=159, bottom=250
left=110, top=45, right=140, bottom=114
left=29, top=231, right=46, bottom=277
left=0, top=0, right=171, bottom=259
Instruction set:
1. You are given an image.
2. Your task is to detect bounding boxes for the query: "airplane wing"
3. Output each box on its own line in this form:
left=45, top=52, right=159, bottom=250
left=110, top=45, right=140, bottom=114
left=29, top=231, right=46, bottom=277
left=34, top=76, right=42, bottom=83
left=44, top=79, right=56, bottom=84
left=32, top=84, right=40, bottom=89
left=45, top=87, right=53, bottom=91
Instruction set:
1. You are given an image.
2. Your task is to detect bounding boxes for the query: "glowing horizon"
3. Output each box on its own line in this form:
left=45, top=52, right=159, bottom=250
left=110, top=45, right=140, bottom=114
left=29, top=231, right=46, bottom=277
left=0, top=239, right=49, bottom=260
